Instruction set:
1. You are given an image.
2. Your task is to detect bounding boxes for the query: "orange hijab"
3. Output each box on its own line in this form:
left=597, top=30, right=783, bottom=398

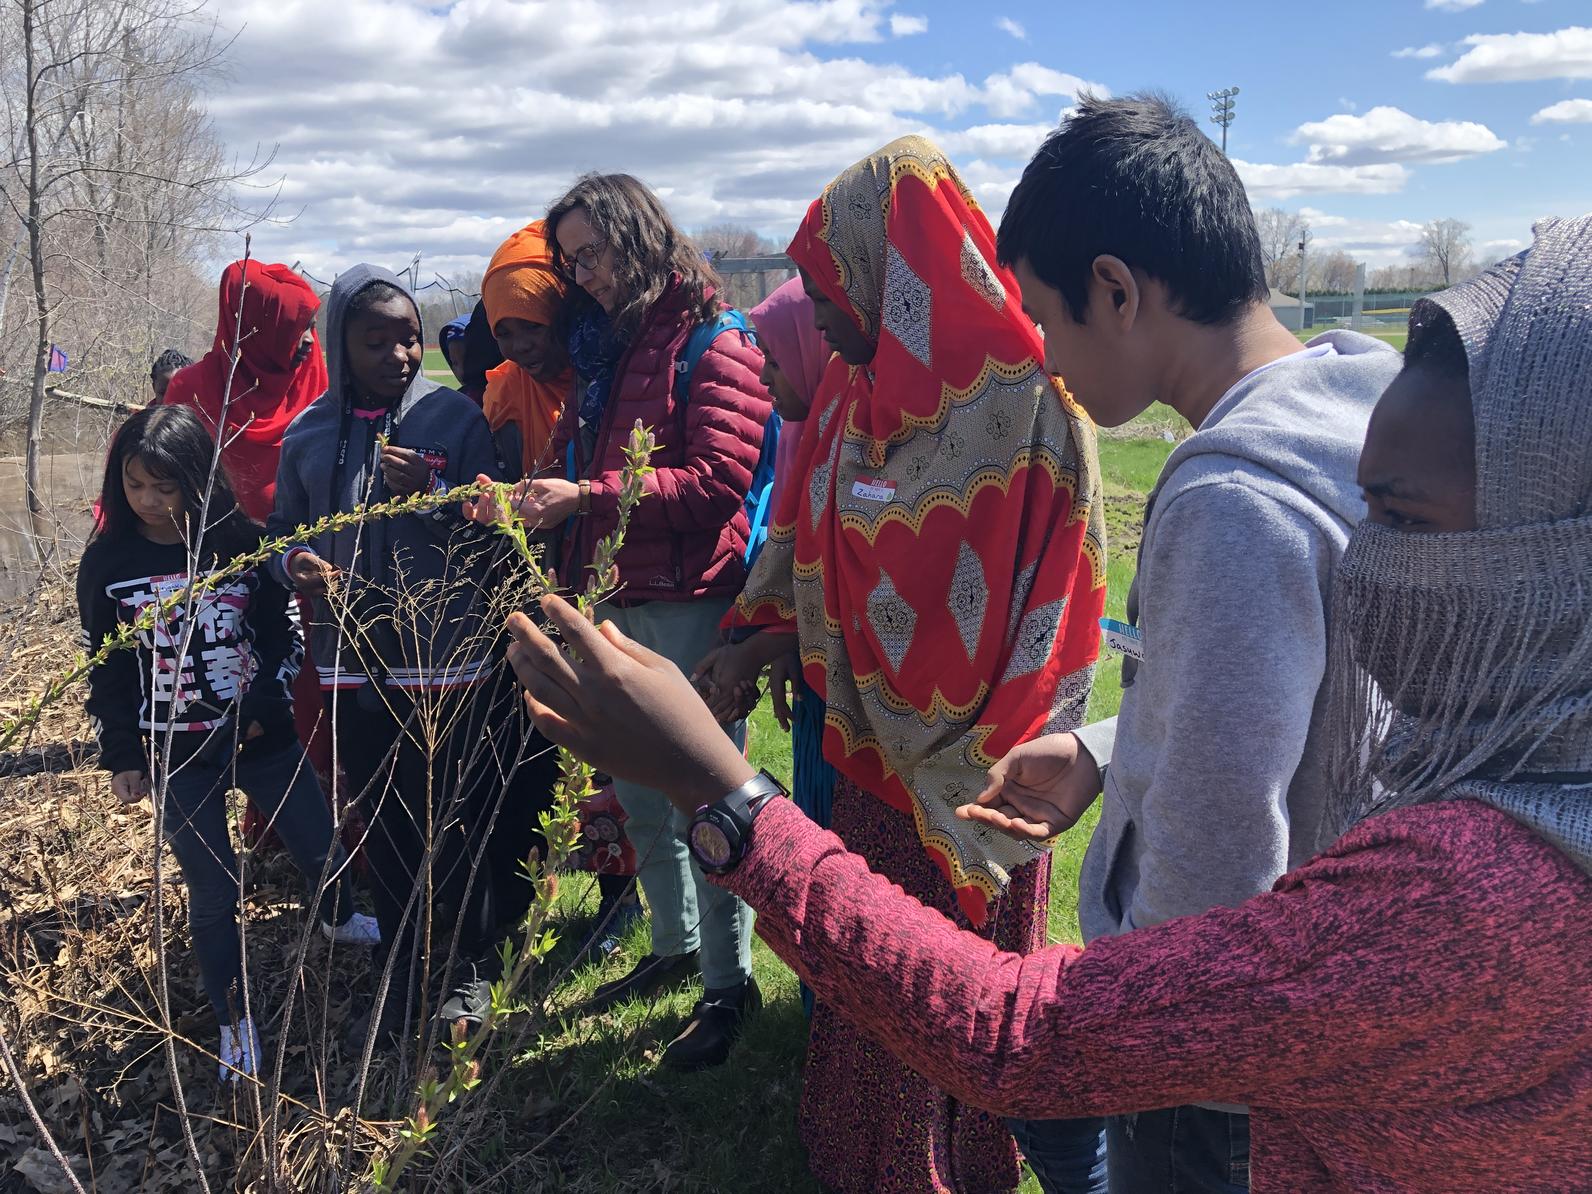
left=480, top=220, right=570, bottom=475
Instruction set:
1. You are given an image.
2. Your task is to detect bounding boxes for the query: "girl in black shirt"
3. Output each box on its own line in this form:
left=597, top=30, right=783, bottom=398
left=77, top=406, right=378, bottom=1082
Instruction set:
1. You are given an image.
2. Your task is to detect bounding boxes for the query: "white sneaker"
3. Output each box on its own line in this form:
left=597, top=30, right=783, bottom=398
left=321, top=911, right=381, bottom=946
left=219, top=1017, right=261, bottom=1083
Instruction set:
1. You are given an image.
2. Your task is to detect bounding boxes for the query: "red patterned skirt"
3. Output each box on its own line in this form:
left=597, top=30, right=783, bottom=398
left=798, top=777, right=1050, bottom=1193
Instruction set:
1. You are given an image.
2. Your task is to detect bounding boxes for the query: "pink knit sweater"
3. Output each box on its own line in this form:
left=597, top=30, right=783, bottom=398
left=720, top=798, right=1592, bottom=1192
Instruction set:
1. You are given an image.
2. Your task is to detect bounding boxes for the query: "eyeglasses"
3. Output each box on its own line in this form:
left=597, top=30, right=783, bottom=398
left=559, top=239, right=608, bottom=281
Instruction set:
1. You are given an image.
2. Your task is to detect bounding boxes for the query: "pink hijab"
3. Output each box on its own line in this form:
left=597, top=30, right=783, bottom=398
left=750, top=278, right=832, bottom=510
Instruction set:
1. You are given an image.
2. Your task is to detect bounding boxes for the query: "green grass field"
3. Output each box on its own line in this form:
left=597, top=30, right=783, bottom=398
left=1300, top=326, right=1407, bottom=351
left=499, top=430, right=1175, bottom=1192
left=422, top=346, right=454, bottom=379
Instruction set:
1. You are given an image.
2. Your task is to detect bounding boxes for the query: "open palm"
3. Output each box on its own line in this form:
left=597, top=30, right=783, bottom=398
left=956, top=733, right=1101, bottom=844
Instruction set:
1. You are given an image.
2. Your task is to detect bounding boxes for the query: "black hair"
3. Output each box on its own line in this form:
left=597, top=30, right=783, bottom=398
left=94, top=405, right=259, bottom=561
left=346, top=279, right=414, bottom=322
left=150, top=348, right=192, bottom=380
left=1403, top=302, right=1471, bottom=384
left=460, top=298, right=504, bottom=391
left=997, top=91, right=1271, bottom=326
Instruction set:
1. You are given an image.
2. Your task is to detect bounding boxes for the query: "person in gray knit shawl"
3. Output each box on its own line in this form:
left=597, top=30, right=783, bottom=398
left=1327, top=216, right=1592, bottom=864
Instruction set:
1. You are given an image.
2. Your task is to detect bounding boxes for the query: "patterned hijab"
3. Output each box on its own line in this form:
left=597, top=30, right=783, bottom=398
left=1328, top=215, right=1592, bottom=874
left=736, top=136, right=1107, bottom=926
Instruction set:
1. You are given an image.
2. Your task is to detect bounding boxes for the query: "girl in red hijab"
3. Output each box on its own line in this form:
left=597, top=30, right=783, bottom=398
left=164, top=259, right=333, bottom=847
left=163, top=260, right=327, bottom=522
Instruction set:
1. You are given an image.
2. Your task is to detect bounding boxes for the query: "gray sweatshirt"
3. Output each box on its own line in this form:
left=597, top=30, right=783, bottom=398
left=1076, top=332, right=1402, bottom=943
left=266, top=264, right=502, bottom=689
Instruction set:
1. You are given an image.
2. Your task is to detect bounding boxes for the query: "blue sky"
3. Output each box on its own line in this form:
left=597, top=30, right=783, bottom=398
left=205, top=0, right=1590, bottom=278
left=880, top=0, right=1590, bottom=259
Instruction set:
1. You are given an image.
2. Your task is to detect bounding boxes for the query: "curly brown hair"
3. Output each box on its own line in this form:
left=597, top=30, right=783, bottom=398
left=546, top=173, right=721, bottom=347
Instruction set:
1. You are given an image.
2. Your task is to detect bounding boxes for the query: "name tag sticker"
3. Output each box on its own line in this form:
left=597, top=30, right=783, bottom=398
left=851, top=477, right=897, bottom=502
left=1099, top=617, right=1145, bottom=662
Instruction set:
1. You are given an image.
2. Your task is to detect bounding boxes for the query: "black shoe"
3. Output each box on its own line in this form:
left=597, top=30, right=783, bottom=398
left=581, top=949, right=697, bottom=1014
left=661, top=977, right=761, bottom=1072
left=436, top=959, right=500, bottom=1032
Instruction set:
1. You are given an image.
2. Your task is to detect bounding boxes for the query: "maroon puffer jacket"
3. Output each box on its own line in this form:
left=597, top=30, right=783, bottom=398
left=550, top=281, right=771, bottom=603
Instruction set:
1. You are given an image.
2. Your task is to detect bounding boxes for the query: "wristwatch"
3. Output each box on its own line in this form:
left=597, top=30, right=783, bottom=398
left=687, top=769, right=786, bottom=875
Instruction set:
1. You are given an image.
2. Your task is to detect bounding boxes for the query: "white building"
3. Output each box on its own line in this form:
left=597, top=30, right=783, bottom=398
left=1268, top=288, right=1315, bottom=331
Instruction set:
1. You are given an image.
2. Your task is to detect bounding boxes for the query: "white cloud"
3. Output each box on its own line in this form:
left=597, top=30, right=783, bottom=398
left=1425, top=0, right=1484, bottom=10
left=1234, top=159, right=1411, bottom=199
left=1288, top=210, right=1429, bottom=268
left=1293, top=106, right=1506, bottom=165
left=1428, top=25, right=1592, bottom=83
left=193, top=0, right=1106, bottom=279
left=997, top=17, right=1027, bottom=40
left=1481, top=237, right=1526, bottom=256
left=1531, top=97, right=1592, bottom=123
left=980, top=63, right=1105, bottom=118
left=1393, top=43, right=1445, bottom=59
left=939, top=122, right=1052, bottom=160
left=889, top=13, right=927, bottom=36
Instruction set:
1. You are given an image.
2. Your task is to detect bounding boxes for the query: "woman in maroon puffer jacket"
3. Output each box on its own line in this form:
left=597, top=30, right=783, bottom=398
left=497, top=172, right=771, bottom=1072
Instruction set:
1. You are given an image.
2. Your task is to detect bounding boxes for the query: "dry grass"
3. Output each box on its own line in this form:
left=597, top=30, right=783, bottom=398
left=0, top=579, right=407, bottom=1191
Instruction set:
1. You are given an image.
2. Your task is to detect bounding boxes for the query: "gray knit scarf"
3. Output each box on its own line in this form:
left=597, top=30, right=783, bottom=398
left=1326, top=215, right=1592, bottom=876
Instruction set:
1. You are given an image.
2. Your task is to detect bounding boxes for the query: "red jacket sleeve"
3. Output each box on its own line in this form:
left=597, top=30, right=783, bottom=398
left=593, top=330, right=771, bottom=534
left=719, top=798, right=1592, bottom=1121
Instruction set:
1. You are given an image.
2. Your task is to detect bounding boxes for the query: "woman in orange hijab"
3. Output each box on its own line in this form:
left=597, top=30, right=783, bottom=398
left=480, top=221, right=573, bottom=477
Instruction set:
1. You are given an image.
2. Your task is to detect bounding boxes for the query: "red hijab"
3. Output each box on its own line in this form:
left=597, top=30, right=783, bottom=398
left=735, top=137, right=1107, bottom=926
left=163, top=260, right=327, bottom=521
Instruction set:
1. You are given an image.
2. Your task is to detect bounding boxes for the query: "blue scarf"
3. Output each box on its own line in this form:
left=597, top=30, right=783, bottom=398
left=568, top=307, right=622, bottom=430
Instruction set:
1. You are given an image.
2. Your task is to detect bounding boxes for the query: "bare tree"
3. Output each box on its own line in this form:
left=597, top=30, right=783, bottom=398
left=1314, top=250, right=1359, bottom=294
left=694, top=222, right=788, bottom=311
left=1253, top=206, right=1310, bottom=291
left=0, top=0, right=272, bottom=558
left=1419, top=217, right=1472, bottom=289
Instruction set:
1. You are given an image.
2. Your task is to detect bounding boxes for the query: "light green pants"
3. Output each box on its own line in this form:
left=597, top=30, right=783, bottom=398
left=600, top=597, right=753, bottom=990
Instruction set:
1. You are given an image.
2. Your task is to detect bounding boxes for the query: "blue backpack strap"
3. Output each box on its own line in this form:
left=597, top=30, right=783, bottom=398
left=672, top=308, right=753, bottom=403
left=672, top=308, right=779, bottom=566
left=743, top=411, right=781, bottom=568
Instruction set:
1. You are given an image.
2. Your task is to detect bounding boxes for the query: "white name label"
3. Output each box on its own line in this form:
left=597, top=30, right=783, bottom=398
left=851, top=477, right=897, bottom=502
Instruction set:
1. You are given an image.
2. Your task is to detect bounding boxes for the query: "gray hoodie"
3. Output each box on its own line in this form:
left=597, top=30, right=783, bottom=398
left=266, top=264, right=502, bottom=689
left=1076, top=332, right=1402, bottom=943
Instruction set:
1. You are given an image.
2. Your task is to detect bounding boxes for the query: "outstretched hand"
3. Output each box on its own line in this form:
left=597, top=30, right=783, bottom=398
left=955, top=732, right=1102, bottom=843
left=464, top=476, right=579, bottom=531
left=505, top=595, right=754, bottom=813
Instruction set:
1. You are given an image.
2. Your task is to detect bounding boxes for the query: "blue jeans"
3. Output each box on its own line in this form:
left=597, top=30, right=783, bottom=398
left=1008, top=1115, right=1108, bottom=1194
left=161, top=737, right=352, bottom=1022
left=600, top=599, right=753, bottom=990
left=1013, top=1107, right=1249, bottom=1193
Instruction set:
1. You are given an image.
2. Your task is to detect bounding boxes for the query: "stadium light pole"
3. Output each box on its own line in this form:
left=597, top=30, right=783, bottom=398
left=1208, top=87, right=1239, bottom=154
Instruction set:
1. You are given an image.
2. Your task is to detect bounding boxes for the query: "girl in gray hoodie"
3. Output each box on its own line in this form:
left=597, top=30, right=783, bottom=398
left=268, top=266, right=509, bottom=1040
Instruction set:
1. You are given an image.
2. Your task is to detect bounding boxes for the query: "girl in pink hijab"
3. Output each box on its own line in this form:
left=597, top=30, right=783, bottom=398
left=752, top=277, right=832, bottom=513
left=693, top=278, right=838, bottom=847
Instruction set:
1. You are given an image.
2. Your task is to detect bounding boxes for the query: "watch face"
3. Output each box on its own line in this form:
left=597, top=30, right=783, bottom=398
left=690, top=819, right=733, bottom=869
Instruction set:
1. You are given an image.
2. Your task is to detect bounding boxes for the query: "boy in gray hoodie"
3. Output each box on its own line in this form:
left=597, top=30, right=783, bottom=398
left=963, top=95, right=1403, bottom=1192
left=268, top=265, right=508, bottom=1041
